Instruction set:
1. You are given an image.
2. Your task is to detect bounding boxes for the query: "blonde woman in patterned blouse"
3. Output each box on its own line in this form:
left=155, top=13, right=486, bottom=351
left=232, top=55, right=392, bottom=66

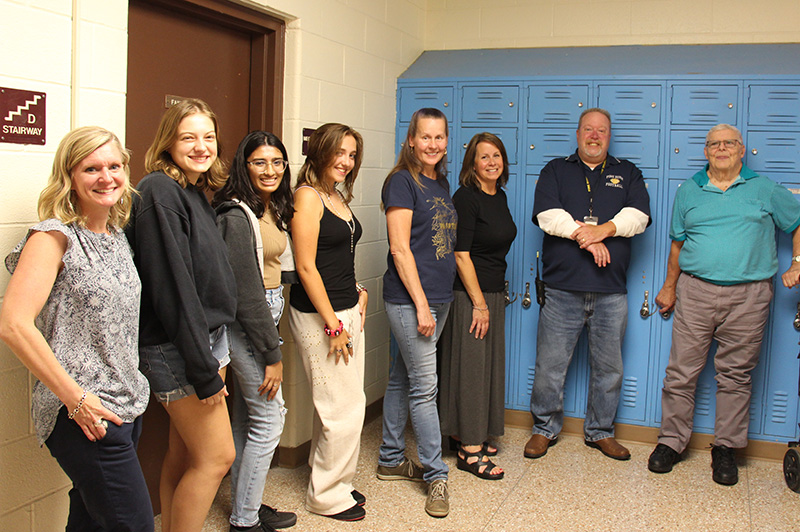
left=0, top=126, right=152, bottom=531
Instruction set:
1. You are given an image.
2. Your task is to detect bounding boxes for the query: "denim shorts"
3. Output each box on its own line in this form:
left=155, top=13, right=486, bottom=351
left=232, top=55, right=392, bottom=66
left=140, top=325, right=230, bottom=403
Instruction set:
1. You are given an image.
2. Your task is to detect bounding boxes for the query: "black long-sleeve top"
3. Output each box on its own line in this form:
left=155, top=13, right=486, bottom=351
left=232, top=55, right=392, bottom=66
left=126, top=172, right=236, bottom=399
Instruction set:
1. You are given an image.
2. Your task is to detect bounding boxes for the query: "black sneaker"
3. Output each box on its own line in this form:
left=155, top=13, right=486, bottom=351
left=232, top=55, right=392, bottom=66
left=351, top=489, right=366, bottom=507
left=325, top=503, right=365, bottom=521
left=258, top=505, right=297, bottom=529
left=648, top=443, right=682, bottom=473
left=711, top=444, right=738, bottom=485
left=230, top=521, right=277, bottom=532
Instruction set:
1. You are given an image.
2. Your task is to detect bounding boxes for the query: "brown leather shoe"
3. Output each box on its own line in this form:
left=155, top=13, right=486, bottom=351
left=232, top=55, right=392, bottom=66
left=585, top=437, right=631, bottom=460
left=524, top=434, right=555, bottom=459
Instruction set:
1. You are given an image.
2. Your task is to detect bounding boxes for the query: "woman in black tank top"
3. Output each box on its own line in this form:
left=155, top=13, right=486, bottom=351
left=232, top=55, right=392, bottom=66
left=288, top=124, right=369, bottom=521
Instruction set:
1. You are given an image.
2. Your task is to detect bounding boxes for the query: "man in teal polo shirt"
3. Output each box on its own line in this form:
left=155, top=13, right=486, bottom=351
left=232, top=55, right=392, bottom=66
left=648, top=123, right=800, bottom=485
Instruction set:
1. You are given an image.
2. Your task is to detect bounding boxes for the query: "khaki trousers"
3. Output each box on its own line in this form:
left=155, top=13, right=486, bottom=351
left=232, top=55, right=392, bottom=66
left=289, top=304, right=366, bottom=515
left=658, top=274, right=773, bottom=452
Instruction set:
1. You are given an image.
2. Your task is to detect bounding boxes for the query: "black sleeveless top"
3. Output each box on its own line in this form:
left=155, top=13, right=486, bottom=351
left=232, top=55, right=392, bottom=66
left=290, top=204, right=362, bottom=313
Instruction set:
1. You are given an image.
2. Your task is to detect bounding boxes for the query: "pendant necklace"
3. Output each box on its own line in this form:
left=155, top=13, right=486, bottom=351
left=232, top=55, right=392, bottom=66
left=325, top=188, right=355, bottom=254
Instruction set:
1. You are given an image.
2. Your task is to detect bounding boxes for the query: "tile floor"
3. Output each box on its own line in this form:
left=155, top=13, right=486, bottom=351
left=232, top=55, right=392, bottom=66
left=163, top=417, right=800, bottom=532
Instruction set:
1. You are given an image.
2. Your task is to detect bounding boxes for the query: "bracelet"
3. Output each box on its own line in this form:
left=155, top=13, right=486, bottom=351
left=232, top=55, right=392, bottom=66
left=67, top=390, right=87, bottom=420
left=473, top=306, right=489, bottom=312
left=324, top=319, right=344, bottom=337
left=356, top=283, right=367, bottom=294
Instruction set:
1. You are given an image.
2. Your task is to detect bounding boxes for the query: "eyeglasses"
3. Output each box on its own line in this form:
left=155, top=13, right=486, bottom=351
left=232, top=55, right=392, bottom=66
left=247, top=159, right=287, bottom=172
left=705, top=139, right=741, bottom=150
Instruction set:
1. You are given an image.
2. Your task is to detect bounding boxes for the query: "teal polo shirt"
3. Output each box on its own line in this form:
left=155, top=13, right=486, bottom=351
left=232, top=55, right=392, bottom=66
left=670, top=164, right=800, bottom=285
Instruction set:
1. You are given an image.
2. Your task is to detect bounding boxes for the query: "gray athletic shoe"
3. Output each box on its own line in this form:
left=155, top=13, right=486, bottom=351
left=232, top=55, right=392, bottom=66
left=376, top=458, right=424, bottom=482
left=425, top=479, right=449, bottom=518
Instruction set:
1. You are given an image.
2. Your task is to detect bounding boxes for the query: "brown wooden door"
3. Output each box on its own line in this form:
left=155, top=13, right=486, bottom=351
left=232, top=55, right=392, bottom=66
left=126, top=0, right=284, bottom=514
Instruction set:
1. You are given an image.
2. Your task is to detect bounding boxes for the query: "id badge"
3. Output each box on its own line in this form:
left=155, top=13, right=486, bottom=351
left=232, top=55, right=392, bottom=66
left=583, top=216, right=598, bottom=226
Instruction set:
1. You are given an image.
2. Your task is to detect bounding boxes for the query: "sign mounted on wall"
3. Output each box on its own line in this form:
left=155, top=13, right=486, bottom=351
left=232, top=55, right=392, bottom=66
left=0, top=87, right=46, bottom=145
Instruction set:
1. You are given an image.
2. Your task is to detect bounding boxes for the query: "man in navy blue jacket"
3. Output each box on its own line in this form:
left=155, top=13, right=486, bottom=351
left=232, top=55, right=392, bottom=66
left=524, top=108, right=651, bottom=462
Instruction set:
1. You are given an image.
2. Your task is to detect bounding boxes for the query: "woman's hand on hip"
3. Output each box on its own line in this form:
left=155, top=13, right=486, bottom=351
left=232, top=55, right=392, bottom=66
left=72, top=391, right=123, bottom=442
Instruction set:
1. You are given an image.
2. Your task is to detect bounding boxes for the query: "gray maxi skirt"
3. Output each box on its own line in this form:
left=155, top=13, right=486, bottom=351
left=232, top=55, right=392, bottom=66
left=438, top=289, right=506, bottom=445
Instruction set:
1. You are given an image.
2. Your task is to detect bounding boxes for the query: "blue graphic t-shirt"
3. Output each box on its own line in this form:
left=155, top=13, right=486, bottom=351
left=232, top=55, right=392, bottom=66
left=382, top=169, right=457, bottom=304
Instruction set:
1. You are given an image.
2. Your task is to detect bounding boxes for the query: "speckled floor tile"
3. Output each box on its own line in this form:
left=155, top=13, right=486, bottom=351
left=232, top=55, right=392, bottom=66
left=151, top=419, right=800, bottom=531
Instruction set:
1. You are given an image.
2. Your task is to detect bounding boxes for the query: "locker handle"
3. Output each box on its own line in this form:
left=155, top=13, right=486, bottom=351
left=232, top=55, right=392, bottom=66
left=521, top=282, right=532, bottom=309
left=578, top=102, right=584, bottom=108
left=509, top=101, right=514, bottom=107
left=674, top=147, right=679, bottom=154
left=640, top=290, right=654, bottom=318
left=463, top=143, right=468, bottom=149
left=728, top=103, right=734, bottom=109
left=443, top=102, right=449, bottom=107
left=651, top=102, right=657, bottom=108
left=504, top=280, right=517, bottom=306
left=752, top=148, right=758, bottom=155
left=794, top=302, right=800, bottom=331
left=530, top=144, right=535, bottom=150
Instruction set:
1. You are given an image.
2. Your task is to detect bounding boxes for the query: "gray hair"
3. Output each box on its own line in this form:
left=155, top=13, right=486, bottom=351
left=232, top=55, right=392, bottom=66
left=706, top=124, right=743, bottom=144
left=578, top=107, right=612, bottom=130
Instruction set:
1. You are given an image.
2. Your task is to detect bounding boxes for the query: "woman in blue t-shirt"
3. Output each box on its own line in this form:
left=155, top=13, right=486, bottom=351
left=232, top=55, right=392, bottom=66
left=377, top=108, right=457, bottom=518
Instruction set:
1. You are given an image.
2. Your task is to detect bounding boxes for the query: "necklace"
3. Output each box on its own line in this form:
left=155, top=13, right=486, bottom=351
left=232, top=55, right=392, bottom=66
left=325, top=188, right=355, bottom=254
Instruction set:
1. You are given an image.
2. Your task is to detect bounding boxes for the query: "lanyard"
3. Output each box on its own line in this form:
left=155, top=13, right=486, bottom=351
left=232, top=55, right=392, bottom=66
left=583, top=159, right=606, bottom=218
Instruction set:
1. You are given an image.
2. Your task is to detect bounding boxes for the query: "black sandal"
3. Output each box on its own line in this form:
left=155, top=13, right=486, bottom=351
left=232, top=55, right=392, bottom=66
left=457, top=447, right=504, bottom=480
left=448, top=436, right=498, bottom=456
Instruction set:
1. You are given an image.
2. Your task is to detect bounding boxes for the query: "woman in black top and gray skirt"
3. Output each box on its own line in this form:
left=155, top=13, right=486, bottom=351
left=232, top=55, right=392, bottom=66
left=289, top=123, right=369, bottom=521
left=438, top=132, right=517, bottom=481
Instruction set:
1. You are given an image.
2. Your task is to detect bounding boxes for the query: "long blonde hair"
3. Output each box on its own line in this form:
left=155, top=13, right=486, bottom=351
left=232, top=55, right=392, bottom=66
left=38, top=126, right=134, bottom=228
left=144, top=98, right=227, bottom=191
left=295, top=123, right=363, bottom=204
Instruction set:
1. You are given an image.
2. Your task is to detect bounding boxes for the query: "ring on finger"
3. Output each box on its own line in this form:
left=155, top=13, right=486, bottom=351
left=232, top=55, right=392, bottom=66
left=346, top=341, right=353, bottom=349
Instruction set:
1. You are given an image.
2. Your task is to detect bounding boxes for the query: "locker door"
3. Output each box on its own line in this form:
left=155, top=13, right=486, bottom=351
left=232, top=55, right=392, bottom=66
left=762, top=181, right=800, bottom=439
left=397, top=86, right=454, bottom=123
left=511, top=167, right=585, bottom=415
left=748, top=85, right=800, bottom=126
left=669, top=130, right=709, bottom=170
left=617, top=177, right=659, bottom=423
left=525, top=128, right=575, bottom=167
left=608, top=129, right=661, bottom=170
left=528, top=85, right=590, bottom=124
left=745, top=131, right=800, bottom=174
left=670, top=84, right=739, bottom=126
left=461, top=85, right=520, bottom=123
left=597, top=84, right=663, bottom=125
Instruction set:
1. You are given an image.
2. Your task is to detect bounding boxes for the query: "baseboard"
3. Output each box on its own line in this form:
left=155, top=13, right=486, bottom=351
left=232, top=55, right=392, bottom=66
left=504, top=409, right=790, bottom=461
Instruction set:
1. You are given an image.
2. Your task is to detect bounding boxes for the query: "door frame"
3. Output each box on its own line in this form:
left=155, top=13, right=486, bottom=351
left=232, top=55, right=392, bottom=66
left=135, top=0, right=285, bottom=136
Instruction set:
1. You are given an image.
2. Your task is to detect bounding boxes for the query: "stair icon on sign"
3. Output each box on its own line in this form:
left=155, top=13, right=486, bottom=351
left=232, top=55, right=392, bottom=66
left=4, top=95, right=43, bottom=122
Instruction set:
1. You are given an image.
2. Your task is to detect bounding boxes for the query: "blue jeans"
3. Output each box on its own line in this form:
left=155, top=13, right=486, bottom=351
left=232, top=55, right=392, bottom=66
left=529, top=287, right=627, bottom=441
left=380, top=302, right=450, bottom=483
left=46, top=408, right=154, bottom=532
left=228, top=288, right=287, bottom=527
